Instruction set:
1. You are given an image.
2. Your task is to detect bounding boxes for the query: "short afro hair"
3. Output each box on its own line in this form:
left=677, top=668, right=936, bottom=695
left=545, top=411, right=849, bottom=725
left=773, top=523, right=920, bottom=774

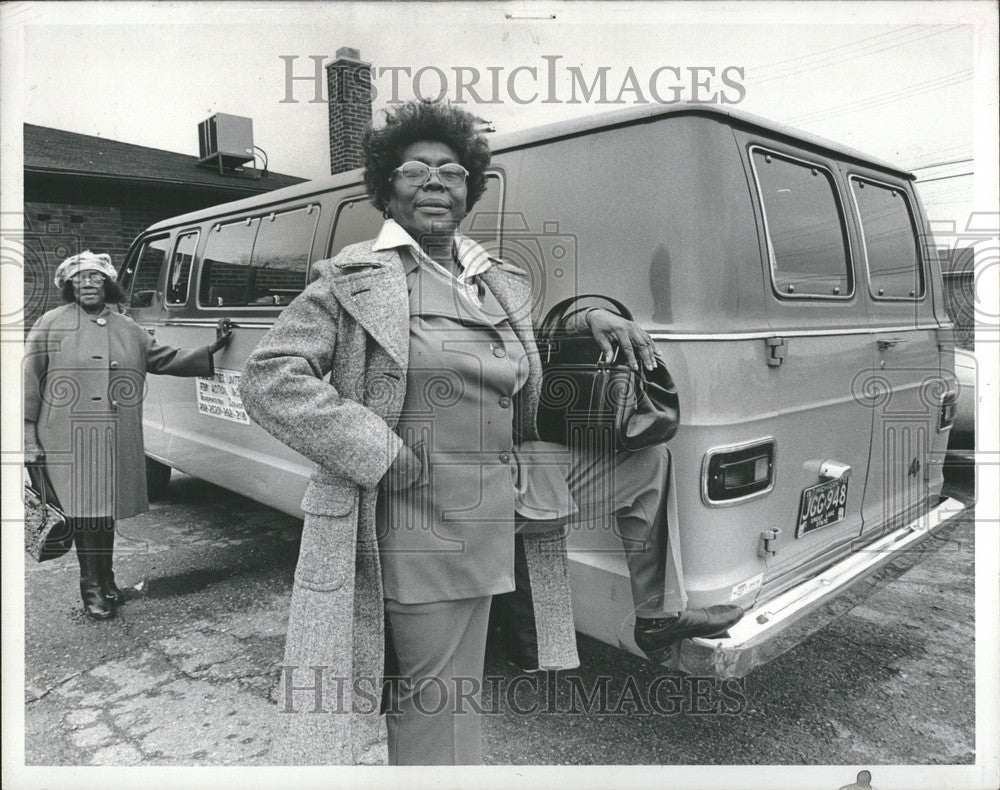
left=61, top=278, right=126, bottom=305
left=362, top=100, right=491, bottom=216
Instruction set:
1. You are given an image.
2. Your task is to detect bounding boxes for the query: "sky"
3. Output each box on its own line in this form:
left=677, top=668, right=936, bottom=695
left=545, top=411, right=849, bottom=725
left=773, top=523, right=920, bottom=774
left=3, top=1, right=995, bottom=232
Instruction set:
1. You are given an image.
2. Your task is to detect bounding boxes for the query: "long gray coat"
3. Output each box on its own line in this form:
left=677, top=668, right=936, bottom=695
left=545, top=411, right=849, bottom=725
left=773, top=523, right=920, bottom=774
left=23, top=303, right=213, bottom=519
left=239, top=240, right=579, bottom=765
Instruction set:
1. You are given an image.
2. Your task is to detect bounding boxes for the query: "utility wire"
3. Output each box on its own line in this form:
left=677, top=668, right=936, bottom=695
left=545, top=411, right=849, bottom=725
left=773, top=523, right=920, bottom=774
left=917, top=172, right=974, bottom=184
left=752, top=25, right=922, bottom=73
left=753, top=26, right=963, bottom=84
left=909, top=158, right=974, bottom=171
left=787, top=70, right=971, bottom=125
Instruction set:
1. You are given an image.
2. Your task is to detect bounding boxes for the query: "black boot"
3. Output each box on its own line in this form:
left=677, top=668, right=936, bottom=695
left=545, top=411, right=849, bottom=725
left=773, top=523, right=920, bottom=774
left=98, top=520, right=124, bottom=605
left=634, top=605, right=744, bottom=663
left=74, top=521, right=114, bottom=621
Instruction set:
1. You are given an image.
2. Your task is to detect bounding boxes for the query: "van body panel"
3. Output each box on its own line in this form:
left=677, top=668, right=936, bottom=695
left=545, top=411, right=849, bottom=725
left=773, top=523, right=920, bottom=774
left=120, top=104, right=954, bottom=676
left=153, top=323, right=315, bottom=516
left=494, top=116, right=770, bottom=334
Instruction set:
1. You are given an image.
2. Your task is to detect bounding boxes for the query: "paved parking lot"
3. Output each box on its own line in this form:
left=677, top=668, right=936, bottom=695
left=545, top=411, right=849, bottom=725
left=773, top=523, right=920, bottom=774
left=23, top=463, right=975, bottom=766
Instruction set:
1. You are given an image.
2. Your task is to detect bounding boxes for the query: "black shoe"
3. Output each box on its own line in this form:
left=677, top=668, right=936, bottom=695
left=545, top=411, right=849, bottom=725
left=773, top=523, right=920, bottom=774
left=80, top=581, right=114, bottom=620
left=634, top=605, right=744, bottom=663
left=75, top=522, right=115, bottom=621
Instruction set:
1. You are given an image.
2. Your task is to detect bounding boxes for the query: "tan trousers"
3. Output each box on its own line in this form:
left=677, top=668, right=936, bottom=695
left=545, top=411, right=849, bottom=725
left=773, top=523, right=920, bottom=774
left=518, top=440, right=684, bottom=616
left=383, top=595, right=492, bottom=765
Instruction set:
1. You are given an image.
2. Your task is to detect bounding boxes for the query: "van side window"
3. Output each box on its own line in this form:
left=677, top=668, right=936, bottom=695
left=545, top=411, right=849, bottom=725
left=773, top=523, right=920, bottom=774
left=850, top=178, right=924, bottom=299
left=751, top=150, right=852, bottom=299
left=127, top=236, right=171, bottom=308
left=199, top=218, right=260, bottom=307
left=328, top=197, right=383, bottom=259
left=166, top=230, right=199, bottom=306
left=248, top=206, right=319, bottom=305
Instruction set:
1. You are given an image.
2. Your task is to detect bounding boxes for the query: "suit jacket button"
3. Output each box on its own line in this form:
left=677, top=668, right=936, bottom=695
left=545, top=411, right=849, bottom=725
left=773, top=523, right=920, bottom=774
left=499, top=396, right=511, bottom=408
left=110, top=361, right=119, bottom=369
left=96, top=318, right=107, bottom=326
left=493, top=346, right=506, bottom=358
left=110, top=400, right=119, bottom=408
left=499, top=451, right=511, bottom=464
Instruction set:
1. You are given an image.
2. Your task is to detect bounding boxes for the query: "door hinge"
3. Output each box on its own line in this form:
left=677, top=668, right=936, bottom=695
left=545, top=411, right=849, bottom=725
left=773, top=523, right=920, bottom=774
left=758, top=527, right=781, bottom=558
left=765, top=336, right=787, bottom=367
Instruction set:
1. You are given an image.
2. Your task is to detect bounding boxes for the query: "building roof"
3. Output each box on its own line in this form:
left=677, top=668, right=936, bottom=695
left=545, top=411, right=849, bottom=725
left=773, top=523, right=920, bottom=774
left=24, top=123, right=306, bottom=194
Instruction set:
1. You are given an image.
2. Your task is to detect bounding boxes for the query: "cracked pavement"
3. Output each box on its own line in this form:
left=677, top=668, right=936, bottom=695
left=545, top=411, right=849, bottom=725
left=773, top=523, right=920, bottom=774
left=23, top=464, right=976, bottom=766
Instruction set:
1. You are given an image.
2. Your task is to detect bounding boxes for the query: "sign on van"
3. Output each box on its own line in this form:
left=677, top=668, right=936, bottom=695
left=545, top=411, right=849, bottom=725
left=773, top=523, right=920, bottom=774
left=196, top=369, right=251, bottom=425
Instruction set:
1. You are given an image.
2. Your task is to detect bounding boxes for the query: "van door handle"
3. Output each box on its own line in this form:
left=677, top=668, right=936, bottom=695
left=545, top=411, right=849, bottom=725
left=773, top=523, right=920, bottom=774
left=877, top=338, right=905, bottom=351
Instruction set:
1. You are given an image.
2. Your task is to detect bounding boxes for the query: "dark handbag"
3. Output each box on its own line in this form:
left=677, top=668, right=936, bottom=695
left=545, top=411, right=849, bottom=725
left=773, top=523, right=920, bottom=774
left=24, top=464, right=74, bottom=562
left=536, top=294, right=680, bottom=452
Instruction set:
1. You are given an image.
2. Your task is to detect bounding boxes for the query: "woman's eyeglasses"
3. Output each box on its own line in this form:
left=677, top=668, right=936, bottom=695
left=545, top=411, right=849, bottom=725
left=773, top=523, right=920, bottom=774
left=71, top=272, right=107, bottom=285
left=392, top=161, right=469, bottom=188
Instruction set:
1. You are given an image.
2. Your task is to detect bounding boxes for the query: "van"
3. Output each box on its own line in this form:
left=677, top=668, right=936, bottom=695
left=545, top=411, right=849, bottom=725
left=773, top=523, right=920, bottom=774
left=117, top=103, right=964, bottom=676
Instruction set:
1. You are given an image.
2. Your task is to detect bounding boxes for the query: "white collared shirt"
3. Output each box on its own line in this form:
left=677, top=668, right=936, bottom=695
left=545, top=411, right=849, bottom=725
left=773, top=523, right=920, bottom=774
left=371, top=218, right=495, bottom=305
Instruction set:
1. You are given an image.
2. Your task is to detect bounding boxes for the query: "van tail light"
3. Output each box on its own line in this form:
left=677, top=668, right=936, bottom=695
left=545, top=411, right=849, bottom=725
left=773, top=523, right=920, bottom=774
left=703, top=439, right=776, bottom=505
left=939, top=390, right=957, bottom=431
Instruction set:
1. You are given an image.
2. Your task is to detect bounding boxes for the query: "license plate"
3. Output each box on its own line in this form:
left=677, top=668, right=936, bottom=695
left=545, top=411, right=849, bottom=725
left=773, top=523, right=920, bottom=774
left=796, top=477, right=849, bottom=537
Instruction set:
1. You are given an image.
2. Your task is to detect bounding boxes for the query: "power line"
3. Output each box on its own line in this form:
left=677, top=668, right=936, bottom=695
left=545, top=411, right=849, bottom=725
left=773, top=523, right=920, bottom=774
left=752, top=26, right=921, bottom=73
left=910, top=158, right=974, bottom=171
left=753, top=26, right=963, bottom=85
left=787, top=69, right=972, bottom=125
left=917, top=172, right=974, bottom=184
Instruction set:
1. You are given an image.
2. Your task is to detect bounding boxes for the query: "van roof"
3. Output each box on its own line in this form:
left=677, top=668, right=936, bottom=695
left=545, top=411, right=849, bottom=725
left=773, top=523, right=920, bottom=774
left=144, top=103, right=913, bottom=233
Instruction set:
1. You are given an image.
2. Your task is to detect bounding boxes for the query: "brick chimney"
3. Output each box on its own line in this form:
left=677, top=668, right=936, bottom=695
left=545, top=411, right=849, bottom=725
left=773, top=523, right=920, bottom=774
left=326, top=47, right=373, bottom=175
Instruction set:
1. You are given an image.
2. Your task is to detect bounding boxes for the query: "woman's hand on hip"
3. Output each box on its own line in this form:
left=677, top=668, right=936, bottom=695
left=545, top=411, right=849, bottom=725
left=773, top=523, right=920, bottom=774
left=382, top=443, right=424, bottom=491
left=585, top=308, right=656, bottom=371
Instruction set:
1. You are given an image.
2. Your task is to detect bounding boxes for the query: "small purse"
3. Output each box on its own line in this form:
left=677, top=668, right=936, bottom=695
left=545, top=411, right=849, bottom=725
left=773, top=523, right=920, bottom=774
left=536, top=294, right=680, bottom=452
left=24, top=464, right=74, bottom=562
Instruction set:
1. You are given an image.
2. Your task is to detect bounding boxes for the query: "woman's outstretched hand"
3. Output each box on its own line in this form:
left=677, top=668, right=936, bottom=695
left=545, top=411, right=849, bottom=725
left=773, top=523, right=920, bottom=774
left=585, top=308, right=657, bottom=371
left=209, top=319, right=234, bottom=354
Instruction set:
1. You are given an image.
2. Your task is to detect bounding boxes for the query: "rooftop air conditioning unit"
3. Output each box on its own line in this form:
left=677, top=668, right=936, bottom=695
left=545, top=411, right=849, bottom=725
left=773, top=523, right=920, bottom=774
left=198, top=113, right=254, bottom=174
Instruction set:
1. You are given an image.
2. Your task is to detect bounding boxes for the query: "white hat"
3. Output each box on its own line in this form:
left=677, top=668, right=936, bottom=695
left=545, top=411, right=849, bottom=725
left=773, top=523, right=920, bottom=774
left=54, top=251, right=117, bottom=288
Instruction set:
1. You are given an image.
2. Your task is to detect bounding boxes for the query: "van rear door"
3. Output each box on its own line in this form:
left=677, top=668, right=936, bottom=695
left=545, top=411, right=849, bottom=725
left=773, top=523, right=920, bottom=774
left=738, top=135, right=874, bottom=587
left=846, top=172, right=947, bottom=536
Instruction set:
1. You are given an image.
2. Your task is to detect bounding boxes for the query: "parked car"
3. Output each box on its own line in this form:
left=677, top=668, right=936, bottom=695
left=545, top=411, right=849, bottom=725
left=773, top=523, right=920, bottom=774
left=948, top=347, right=976, bottom=452
left=117, top=103, right=964, bottom=676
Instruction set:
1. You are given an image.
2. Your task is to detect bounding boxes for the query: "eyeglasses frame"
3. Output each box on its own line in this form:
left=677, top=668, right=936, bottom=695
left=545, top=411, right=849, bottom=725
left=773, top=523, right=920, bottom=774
left=390, top=161, right=469, bottom=188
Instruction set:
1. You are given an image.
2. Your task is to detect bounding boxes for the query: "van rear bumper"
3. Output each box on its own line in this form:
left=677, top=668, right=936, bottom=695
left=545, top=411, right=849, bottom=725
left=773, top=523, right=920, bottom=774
left=670, top=496, right=966, bottom=677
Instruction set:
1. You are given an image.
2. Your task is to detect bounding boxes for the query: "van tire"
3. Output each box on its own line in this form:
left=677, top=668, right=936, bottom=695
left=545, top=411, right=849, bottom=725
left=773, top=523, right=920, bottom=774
left=146, top=457, right=172, bottom=500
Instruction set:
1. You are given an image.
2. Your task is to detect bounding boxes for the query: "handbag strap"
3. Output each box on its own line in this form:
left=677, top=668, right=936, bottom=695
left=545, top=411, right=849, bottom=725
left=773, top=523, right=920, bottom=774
left=26, top=463, right=60, bottom=510
left=538, top=294, right=634, bottom=344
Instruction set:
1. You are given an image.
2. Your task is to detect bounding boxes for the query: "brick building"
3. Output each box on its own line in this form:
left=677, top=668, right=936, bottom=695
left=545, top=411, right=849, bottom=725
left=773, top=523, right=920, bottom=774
left=22, top=123, right=305, bottom=328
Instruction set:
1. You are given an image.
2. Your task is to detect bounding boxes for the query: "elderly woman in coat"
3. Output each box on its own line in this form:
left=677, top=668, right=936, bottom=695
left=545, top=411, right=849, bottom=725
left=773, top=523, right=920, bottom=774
left=240, top=100, right=740, bottom=766
left=23, top=251, right=232, bottom=620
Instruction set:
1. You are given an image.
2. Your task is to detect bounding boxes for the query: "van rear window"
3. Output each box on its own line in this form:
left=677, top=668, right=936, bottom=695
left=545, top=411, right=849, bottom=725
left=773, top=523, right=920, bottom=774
left=850, top=177, right=924, bottom=299
left=751, top=149, right=852, bottom=299
left=199, top=205, right=319, bottom=307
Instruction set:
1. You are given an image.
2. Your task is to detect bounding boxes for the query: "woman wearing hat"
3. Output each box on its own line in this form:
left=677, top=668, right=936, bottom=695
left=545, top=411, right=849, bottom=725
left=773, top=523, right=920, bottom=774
left=23, top=251, right=233, bottom=620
